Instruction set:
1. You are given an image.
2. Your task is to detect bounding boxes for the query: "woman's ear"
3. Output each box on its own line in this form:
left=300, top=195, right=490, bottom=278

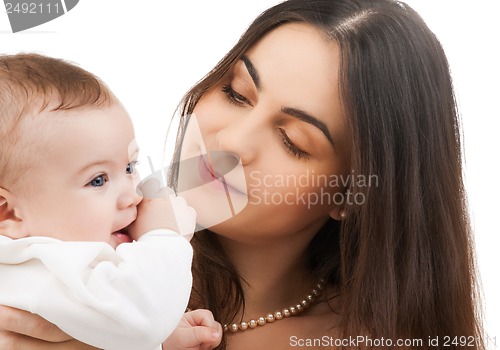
left=0, top=187, right=28, bottom=239
left=329, top=207, right=347, bottom=221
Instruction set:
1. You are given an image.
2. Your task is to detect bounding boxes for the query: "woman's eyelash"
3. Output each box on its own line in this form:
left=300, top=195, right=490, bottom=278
left=221, top=84, right=307, bottom=160
left=222, top=84, right=252, bottom=106
left=278, top=128, right=309, bottom=160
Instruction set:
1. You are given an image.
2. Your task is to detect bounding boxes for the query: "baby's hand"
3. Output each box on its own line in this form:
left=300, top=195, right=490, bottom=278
left=163, top=309, right=222, bottom=350
left=128, top=182, right=196, bottom=241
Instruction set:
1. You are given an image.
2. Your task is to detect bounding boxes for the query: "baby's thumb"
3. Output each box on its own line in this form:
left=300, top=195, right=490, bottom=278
left=170, top=196, right=197, bottom=240
left=193, top=326, right=222, bottom=349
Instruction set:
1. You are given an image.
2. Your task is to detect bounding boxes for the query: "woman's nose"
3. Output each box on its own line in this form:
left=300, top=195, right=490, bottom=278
left=215, top=115, right=267, bottom=165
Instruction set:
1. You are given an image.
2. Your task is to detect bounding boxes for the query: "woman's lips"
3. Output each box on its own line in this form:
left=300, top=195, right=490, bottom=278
left=198, top=155, right=247, bottom=195
left=198, top=155, right=230, bottom=192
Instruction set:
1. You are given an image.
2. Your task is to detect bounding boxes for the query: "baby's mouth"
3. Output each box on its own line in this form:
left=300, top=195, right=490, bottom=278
left=112, top=226, right=132, bottom=244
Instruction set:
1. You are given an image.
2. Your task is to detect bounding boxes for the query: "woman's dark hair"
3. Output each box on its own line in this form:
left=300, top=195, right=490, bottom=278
left=169, top=0, right=483, bottom=348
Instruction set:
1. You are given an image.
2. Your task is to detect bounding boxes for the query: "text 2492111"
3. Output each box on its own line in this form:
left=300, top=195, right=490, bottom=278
left=5, top=2, right=61, bottom=14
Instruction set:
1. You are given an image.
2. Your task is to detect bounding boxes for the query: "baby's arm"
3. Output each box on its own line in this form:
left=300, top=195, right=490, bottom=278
left=163, top=309, right=222, bottom=350
left=0, top=188, right=196, bottom=350
left=14, top=232, right=192, bottom=350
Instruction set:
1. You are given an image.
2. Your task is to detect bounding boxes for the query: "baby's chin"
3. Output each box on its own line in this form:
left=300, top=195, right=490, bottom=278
left=110, top=231, right=132, bottom=248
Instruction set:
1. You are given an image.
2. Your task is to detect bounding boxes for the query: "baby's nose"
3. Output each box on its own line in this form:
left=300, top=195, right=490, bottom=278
left=118, top=182, right=142, bottom=209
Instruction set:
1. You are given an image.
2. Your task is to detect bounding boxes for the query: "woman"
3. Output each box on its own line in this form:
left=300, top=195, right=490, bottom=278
left=0, top=0, right=484, bottom=349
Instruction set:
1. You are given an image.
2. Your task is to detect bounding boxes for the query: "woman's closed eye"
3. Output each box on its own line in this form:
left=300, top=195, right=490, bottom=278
left=222, top=84, right=309, bottom=160
left=222, top=84, right=254, bottom=107
left=278, top=128, right=309, bottom=160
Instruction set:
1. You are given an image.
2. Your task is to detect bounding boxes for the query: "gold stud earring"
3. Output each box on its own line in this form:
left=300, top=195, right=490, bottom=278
left=339, top=209, right=347, bottom=219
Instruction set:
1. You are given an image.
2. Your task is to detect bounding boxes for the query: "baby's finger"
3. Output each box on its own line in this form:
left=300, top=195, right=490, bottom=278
left=169, top=196, right=197, bottom=239
left=137, top=177, right=162, bottom=198
left=186, top=309, right=222, bottom=332
left=157, top=186, right=176, bottom=199
left=192, top=326, right=222, bottom=350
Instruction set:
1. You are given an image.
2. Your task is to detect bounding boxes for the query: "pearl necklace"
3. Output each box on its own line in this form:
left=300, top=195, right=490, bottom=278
left=223, top=279, right=325, bottom=333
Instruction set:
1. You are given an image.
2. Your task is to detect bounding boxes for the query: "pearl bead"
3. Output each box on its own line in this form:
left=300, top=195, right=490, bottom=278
left=221, top=278, right=324, bottom=332
left=266, top=313, right=275, bottom=323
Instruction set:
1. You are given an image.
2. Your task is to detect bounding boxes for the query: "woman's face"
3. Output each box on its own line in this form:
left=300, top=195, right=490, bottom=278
left=179, top=23, right=350, bottom=244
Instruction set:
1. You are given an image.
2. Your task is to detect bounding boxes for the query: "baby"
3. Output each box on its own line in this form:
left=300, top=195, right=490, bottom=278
left=0, top=53, right=220, bottom=350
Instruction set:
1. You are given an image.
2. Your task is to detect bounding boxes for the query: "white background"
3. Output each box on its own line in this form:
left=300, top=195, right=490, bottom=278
left=1, top=0, right=498, bottom=345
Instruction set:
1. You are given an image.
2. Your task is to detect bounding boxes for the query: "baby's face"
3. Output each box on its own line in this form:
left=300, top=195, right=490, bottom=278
left=17, top=102, right=141, bottom=248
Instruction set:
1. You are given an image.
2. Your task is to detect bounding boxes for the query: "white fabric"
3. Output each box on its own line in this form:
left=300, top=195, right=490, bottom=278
left=0, top=230, right=193, bottom=350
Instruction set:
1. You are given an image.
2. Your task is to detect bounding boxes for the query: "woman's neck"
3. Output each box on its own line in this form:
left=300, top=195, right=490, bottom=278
left=218, top=233, right=318, bottom=318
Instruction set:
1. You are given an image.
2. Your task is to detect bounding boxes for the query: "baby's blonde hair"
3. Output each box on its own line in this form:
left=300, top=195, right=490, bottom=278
left=0, top=53, right=114, bottom=190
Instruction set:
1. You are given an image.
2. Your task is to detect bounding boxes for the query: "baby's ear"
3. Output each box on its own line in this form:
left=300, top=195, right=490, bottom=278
left=0, top=187, right=28, bottom=239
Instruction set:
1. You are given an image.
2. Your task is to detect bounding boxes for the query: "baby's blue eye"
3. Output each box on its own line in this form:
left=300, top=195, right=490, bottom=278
left=126, top=161, right=138, bottom=175
left=89, top=175, right=106, bottom=187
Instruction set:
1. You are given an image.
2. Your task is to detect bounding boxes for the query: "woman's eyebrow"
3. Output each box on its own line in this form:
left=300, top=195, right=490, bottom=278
left=241, top=55, right=261, bottom=90
left=241, top=55, right=335, bottom=150
left=281, top=107, right=335, bottom=149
